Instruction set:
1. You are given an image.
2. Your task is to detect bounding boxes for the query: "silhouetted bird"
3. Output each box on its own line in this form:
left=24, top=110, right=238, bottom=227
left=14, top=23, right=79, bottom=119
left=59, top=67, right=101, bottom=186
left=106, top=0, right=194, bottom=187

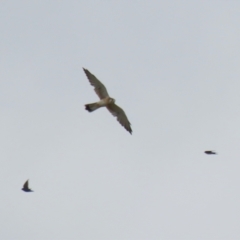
left=22, top=180, right=33, bottom=192
left=205, top=151, right=217, bottom=155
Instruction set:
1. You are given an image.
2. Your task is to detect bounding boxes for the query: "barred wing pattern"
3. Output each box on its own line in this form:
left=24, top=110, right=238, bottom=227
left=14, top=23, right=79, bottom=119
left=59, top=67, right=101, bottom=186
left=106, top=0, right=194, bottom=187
left=83, top=68, right=109, bottom=99
left=107, top=103, right=132, bottom=134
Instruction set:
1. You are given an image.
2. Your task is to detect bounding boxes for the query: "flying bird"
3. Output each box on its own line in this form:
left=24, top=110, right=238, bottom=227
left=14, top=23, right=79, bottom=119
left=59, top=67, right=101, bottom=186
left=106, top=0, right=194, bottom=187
left=83, top=68, right=132, bottom=134
left=204, top=151, right=217, bottom=155
left=22, top=180, right=33, bottom=192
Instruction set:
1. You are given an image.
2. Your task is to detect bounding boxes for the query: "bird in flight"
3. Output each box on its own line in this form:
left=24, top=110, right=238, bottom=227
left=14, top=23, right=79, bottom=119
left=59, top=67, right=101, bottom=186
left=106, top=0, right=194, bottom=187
left=83, top=68, right=132, bottom=134
left=204, top=151, right=217, bottom=155
left=22, top=180, right=33, bottom=192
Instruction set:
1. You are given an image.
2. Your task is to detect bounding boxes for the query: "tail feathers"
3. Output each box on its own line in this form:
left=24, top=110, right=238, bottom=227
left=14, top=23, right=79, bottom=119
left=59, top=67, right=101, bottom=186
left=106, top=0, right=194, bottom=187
left=85, top=103, right=100, bottom=112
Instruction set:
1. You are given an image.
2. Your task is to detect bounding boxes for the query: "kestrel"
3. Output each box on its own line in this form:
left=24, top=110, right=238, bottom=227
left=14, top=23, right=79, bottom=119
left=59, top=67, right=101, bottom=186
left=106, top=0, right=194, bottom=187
left=22, top=179, right=33, bottom=192
left=83, top=68, right=132, bottom=134
left=204, top=151, right=217, bottom=155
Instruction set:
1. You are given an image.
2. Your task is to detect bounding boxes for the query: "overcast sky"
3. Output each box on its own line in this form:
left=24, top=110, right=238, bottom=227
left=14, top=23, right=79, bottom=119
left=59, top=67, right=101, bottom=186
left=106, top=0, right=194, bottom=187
left=1, top=1, right=240, bottom=239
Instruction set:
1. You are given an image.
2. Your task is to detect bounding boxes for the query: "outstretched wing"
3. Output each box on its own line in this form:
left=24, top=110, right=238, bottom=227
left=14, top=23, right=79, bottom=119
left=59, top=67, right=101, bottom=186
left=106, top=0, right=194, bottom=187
left=23, top=180, right=29, bottom=189
left=106, top=103, right=132, bottom=134
left=83, top=68, right=109, bottom=99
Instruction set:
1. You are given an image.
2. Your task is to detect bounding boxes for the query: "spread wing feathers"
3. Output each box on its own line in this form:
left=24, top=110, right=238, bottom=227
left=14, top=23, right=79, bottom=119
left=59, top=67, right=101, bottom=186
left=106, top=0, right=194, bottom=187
left=83, top=68, right=109, bottom=99
left=107, top=104, right=132, bottom=134
left=23, top=180, right=29, bottom=189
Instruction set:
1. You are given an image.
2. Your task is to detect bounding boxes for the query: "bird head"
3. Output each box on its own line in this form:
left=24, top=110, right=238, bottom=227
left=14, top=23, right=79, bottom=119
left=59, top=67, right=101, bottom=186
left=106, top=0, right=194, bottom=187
left=109, top=98, right=116, bottom=103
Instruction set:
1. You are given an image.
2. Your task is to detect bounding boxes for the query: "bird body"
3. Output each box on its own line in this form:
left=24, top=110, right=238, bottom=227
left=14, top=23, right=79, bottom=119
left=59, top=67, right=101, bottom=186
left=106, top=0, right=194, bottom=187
left=83, top=68, right=132, bottom=134
left=85, top=97, right=115, bottom=112
left=205, top=151, right=217, bottom=155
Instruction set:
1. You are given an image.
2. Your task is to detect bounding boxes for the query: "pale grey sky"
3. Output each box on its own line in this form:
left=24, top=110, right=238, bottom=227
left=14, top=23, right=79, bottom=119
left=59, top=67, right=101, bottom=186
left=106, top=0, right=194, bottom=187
left=1, top=1, right=240, bottom=239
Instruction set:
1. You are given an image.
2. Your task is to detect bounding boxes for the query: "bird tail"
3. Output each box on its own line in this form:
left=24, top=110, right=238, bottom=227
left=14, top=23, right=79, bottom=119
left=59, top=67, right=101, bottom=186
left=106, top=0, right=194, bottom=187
left=85, top=102, right=100, bottom=112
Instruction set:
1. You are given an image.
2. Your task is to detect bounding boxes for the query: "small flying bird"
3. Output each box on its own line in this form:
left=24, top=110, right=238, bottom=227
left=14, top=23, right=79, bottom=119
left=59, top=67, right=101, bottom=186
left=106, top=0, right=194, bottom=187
left=204, top=151, right=217, bottom=155
left=83, top=68, right=132, bottom=134
left=22, top=180, right=33, bottom=192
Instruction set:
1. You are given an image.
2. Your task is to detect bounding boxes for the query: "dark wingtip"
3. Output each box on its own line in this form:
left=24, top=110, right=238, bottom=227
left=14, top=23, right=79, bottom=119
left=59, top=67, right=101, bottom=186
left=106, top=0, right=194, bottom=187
left=83, top=68, right=88, bottom=74
left=127, top=123, right=132, bottom=135
left=127, top=127, right=132, bottom=135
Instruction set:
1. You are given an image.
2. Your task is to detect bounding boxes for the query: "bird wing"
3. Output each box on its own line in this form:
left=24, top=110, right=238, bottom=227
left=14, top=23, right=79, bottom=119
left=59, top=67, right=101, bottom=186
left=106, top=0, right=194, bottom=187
left=23, top=180, right=29, bottom=189
left=106, top=103, right=132, bottom=134
left=83, top=68, right=109, bottom=99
